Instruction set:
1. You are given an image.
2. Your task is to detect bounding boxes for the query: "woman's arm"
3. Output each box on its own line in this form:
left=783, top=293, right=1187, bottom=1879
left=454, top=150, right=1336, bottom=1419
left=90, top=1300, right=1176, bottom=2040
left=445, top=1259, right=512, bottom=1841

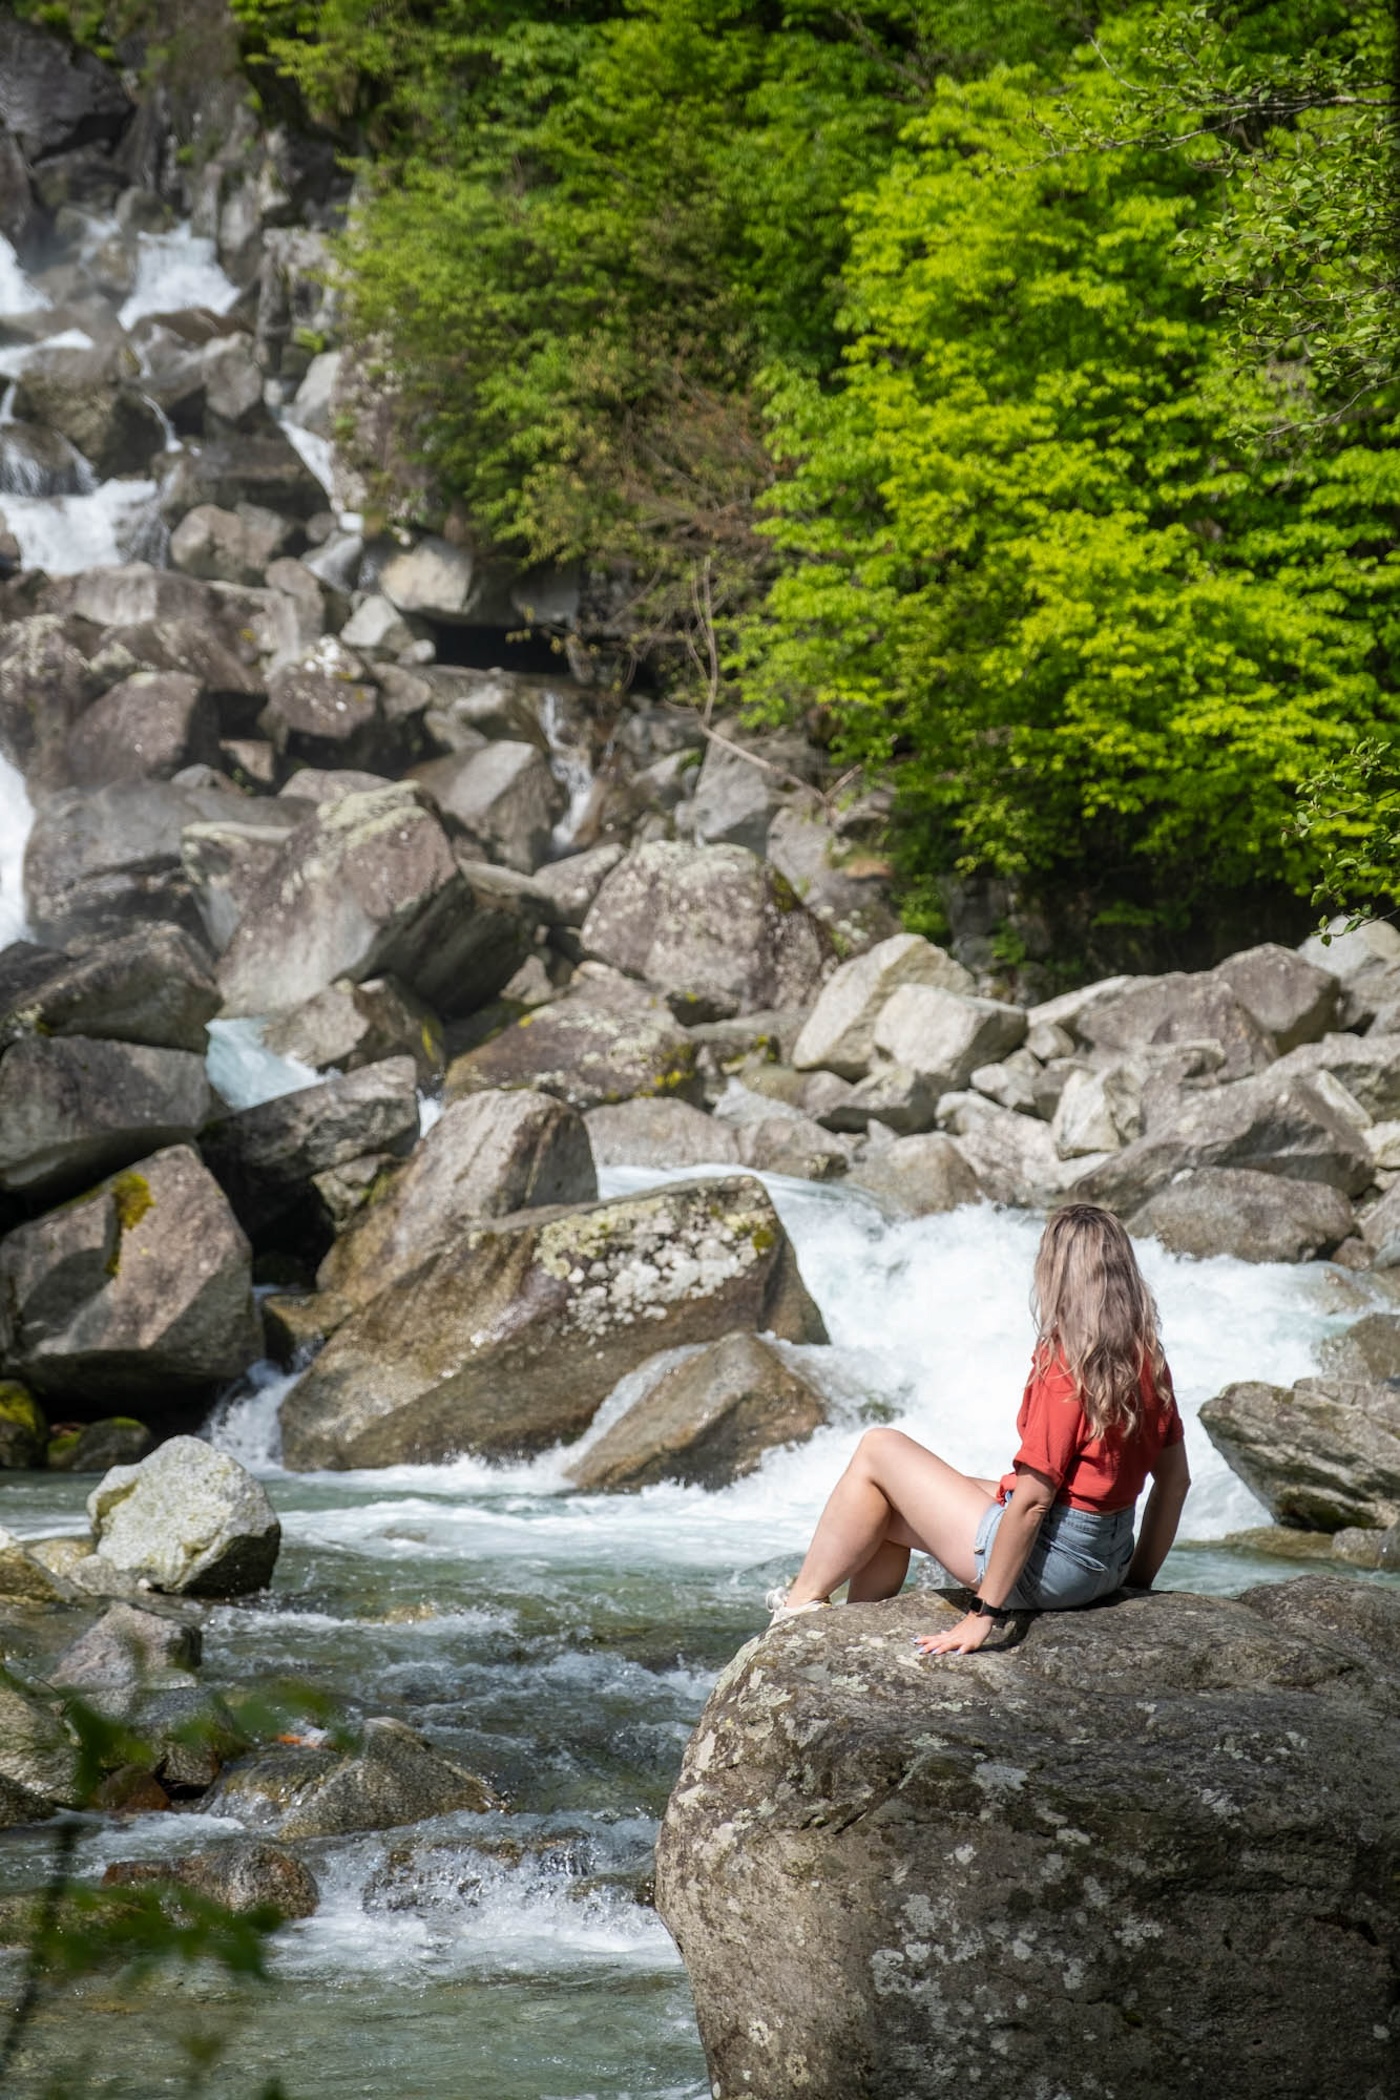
left=1125, top=1438, right=1191, bottom=1590
left=915, top=1467, right=1056, bottom=1655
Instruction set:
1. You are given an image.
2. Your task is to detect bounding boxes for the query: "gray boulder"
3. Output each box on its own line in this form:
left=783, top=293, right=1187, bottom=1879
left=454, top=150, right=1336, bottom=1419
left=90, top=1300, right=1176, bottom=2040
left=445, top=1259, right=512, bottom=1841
left=1272, top=1031, right=1400, bottom=1120
left=414, top=741, right=565, bottom=873
left=0, top=1526, right=71, bottom=1603
left=143, top=331, right=268, bottom=437
left=260, top=642, right=391, bottom=773
left=527, top=843, right=626, bottom=927
left=1074, top=1072, right=1374, bottom=1213
left=1076, top=971, right=1275, bottom=1080
left=1050, top=1062, right=1144, bottom=1157
left=47, top=1417, right=152, bottom=1472
left=822, top=1062, right=942, bottom=1137
left=0, top=926, right=218, bottom=1053
left=276, top=767, right=393, bottom=807
left=1212, top=942, right=1338, bottom=1052
left=1200, top=1377, right=1400, bottom=1530
left=23, top=777, right=259, bottom=945
left=0, top=1145, right=259, bottom=1406
left=378, top=536, right=484, bottom=620
left=87, top=1437, right=281, bottom=1597
left=792, top=934, right=973, bottom=1080
left=0, top=1676, right=80, bottom=1828
left=103, top=1840, right=318, bottom=1921
left=169, top=502, right=295, bottom=586
left=157, top=431, right=327, bottom=521
left=201, top=1056, right=420, bottom=1239
left=871, top=984, right=1027, bottom=1092
left=0, top=614, right=103, bottom=792
left=279, top=1175, right=828, bottom=1468
left=567, top=1332, right=828, bottom=1492
left=242, top=1717, right=499, bottom=1840
left=584, top=1097, right=740, bottom=1170
left=736, top=1114, right=852, bottom=1182
left=216, top=784, right=540, bottom=1018
left=1320, top=1311, right=1400, bottom=1384
left=846, top=1132, right=983, bottom=1218
left=261, top=975, right=445, bottom=1086
left=51, top=1602, right=202, bottom=1707
left=12, top=345, right=165, bottom=478
left=65, top=672, right=217, bottom=789
left=317, top=1089, right=597, bottom=1304
left=180, top=815, right=304, bottom=953
left=0, top=15, right=131, bottom=160
left=0, top=1035, right=210, bottom=1199
left=580, top=842, right=833, bottom=1023
left=681, top=738, right=783, bottom=855
left=657, top=1581, right=1400, bottom=2100
left=447, top=964, right=701, bottom=1112
left=1129, top=1168, right=1355, bottom=1263
left=935, top=1092, right=1069, bottom=1207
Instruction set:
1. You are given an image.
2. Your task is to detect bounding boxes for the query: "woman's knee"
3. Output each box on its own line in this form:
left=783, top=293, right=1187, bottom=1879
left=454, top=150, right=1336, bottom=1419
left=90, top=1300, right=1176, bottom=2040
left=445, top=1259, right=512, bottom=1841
left=853, top=1426, right=919, bottom=1478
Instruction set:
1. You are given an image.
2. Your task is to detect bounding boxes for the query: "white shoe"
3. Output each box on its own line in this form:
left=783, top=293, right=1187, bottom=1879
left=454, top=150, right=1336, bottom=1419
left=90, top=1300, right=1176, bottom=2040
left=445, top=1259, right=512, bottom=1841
left=765, top=1589, right=831, bottom=1627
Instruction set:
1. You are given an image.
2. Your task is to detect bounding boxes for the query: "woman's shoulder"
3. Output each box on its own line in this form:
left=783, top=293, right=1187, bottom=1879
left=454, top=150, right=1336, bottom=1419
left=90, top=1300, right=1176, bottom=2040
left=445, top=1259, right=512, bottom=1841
left=1028, top=1344, right=1080, bottom=1404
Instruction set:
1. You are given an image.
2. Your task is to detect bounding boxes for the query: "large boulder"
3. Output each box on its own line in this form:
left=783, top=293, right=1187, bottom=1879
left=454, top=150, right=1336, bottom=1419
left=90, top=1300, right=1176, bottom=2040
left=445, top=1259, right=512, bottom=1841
left=846, top=1133, right=983, bottom=1218
left=0, top=615, right=104, bottom=791
left=566, top=1332, right=828, bottom=1493
left=279, top=1175, right=828, bottom=1468
left=216, top=785, right=540, bottom=1018
left=260, top=643, right=391, bottom=774
left=0, top=1036, right=210, bottom=1199
left=414, top=741, right=565, bottom=873
left=584, top=1097, right=740, bottom=1170
left=871, top=985, right=1027, bottom=1092
left=23, top=777, right=264, bottom=945
left=0, top=15, right=131, bottom=160
left=1075, top=971, right=1276, bottom=1080
left=51, top=1602, right=202, bottom=1707
left=201, top=1057, right=420, bottom=1240
left=447, top=964, right=701, bottom=1111
left=792, top=935, right=973, bottom=1080
left=261, top=975, right=445, bottom=1086
left=86, top=1438, right=281, bottom=1597
left=180, top=815, right=303, bottom=953
left=65, top=671, right=218, bottom=789
left=1073, top=1072, right=1374, bottom=1214
left=1211, top=943, right=1338, bottom=1053
left=158, top=432, right=328, bottom=521
left=12, top=346, right=165, bottom=479
left=169, top=503, right=294, bottom=587
left=217, top=1717, right=499, bottom=1839
left=527, top=843, right=626, bottom=928
left=317, top=1089, right=597, bottom=1304
left=1129, top=1168, right=1355, bottom=1263
left=580, top=842, right=833, bottom=1022
left=1271, top=1031, right=1400, bottom=1120
left=656, top=1581, right=1400, bottom=2100
left=0, top=1145, right=259, bottom=1407
left=934, top=1092, right=1069, bottom=1207
left=103, top=1840, right=318, bottom=1922
left=1200, top=1376, right=1400, bottom=1530
left=0, top=926, right=218, bottom=1053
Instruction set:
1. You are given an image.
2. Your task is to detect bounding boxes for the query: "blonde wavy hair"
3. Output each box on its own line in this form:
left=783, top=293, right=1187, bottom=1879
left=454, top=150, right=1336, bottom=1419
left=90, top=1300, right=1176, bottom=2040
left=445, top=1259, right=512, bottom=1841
left=1032, top=1204, right=1170, bottom=1439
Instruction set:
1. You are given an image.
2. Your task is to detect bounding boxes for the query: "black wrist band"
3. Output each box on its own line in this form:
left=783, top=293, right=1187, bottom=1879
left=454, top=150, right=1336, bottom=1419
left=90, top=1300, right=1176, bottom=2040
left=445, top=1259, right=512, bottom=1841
left=971, top=1595, right=1010, bottom=1621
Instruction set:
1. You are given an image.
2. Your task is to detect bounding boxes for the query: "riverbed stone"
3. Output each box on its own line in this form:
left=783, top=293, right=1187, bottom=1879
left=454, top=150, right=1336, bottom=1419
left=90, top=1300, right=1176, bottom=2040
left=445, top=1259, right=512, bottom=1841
left=201, top=1056, right=419, bottom=1240
left=0, top=1382, right=45, bottom=1470
left=567, top=1333, right=828, bottom=1493
left=655, top=1580, right=1400, bottom=2100
left=447, top=964, right=701, bottom=1112
left=822, top=1062, right=942, bottom=1137
left=0, top=1145, right=259, bottom=1408
left=580, top=842, right=833, bottom=1023
left=846, top=1133, right=983, bottom=1218
left=87, top=1437, right=281, bottom=1597
left=317, top=1089, right=597, bottom=1303
left=0, top=614, right=104, bottom=792
left=0, top=1035, right=210, bottom=1199
left=0, top=926, right=219, bottom=1054
left=276, top=1717, right=500, bottom=1839
left=414, top=741, right=565, bottom=874
left=584, top=1098, right=740, bottom=1171
left=280, top=1175, right=827, bottom=1468
left=792, top=935, right=973, bottom=1080
left=47, top=1417, right=152, bottom=1472
left=261, top=975, right=445, bottom=1086
left=0, top=1676, right=80, bottom=1826
left=216, top=783, right=539, bottom=1018
left=0, top=1526, right=71, bottom=1602
left=103, top=1840, right=319, bottom=1921
left=736, top=1114, right=852, bottom=1182
left=12, top=345, right=165, bottom=478
left=51, top=1601, right=202, bottom=1706
left=1129, top=1168, right=1356, bottom=1264
left=1199, top=1375, right=1400, bottom=1530
left=871, top=984, right=1027, bottom=1093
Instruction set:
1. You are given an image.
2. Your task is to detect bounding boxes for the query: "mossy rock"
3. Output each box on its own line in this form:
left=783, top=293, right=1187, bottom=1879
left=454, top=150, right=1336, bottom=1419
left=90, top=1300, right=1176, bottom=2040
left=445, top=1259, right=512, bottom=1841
left=0, top=1382, right=46, bottom=1469
left=46, top=1417, right=152, bottom=1474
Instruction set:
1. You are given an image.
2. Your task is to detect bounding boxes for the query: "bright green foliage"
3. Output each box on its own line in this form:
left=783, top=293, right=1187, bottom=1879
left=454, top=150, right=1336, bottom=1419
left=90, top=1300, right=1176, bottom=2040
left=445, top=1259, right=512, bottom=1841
left=745, top=30, right=1400, bottom=950
left=1294, top=738, right=1400, bottom=929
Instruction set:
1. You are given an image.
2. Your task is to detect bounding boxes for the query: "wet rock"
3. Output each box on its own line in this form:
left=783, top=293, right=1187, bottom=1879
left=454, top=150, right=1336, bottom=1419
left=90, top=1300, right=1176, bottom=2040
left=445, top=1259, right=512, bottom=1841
left=103, top=1839, right=319, bottom=1921
left=871, top=985, right=1027, bottom=1094
left=145, top=333, right=266, bottom=435
left=0, top=1381, right=45, bottom=1470
left=656, top=1582, right=1400, bottom=2100
left=47, top=1417, right=152, bottom=1473
left=414, top=741, right=565, bottom=874
left=0, top=1145, right=259, bottom=1408
left=581, top=842, right=833, bottom=1023
left=87, top=1437, right=280, bottom=1597
left=51, top=1601, right=202, bottom=1705
left=158, top=431, right=327, bottom=520
left=170, top=501, right=295, bottom=585
left=1332, top=1521, right=1400, bottom=1570
left=0, top=925, right=219, bottom=1054
left=527, top=843, right=626, bottom=927
left=0, top=1676, right=79, bottom=1826
left=23, top=776, right=257, bottom=944
left=280, top=1175, right=827, bottom=1468
left=0, top=420, right=91, bottom=498
left=12, top=345, right=165, bottom=478
left=0, top=16, right=132, bottom=162
left=792, top=935, right=973, bottom=1081
left=0, top=1035, right=210, bottom=1199
left=1211, top=943, right=1338, bottom=1053
left=567, top=1332, right=828, bottom=1493
left=1129, top=1168, right=1356, bottom=1263
left=0, top=1527, right=71, bottom=1603
left=447, top=964, right=701, bottom=1113
left=216, top=784, right=539, bottom=1018
left=584, top=1098, right=740, bottom=1171
left=108, top=1683, right=249, bottom=1790
left=206, top=1740, right=341, bottom=1824
left=262, top=975, right=445, bottom=1087
left=317, top=1088, right=596, bottom=1304
left=1200, top=1376, right=1400, bottom=1530
left=180, top=814, right=305, bottom=953
left=846, top=1133, right=983, bottom=1218
left=736, top=1114, right=852, bottom=1183
left=201, top=1057, right=419, bottom=1241
left=1074, top=1072, right=1374, bottom=1214
left=274, top=1718, right=500, bottom=1840
left=65, top=671, right=218, bottom=789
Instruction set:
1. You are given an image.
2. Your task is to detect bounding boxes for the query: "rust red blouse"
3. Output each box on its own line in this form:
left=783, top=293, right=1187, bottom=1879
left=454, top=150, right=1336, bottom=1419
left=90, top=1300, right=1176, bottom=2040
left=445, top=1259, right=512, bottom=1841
left=997, top=1350, right=1184, bottom=1514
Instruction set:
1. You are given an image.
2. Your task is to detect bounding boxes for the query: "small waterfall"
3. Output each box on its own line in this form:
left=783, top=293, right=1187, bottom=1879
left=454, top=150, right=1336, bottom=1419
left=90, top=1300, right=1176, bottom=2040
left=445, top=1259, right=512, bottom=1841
left=541, top=685, right=601, bottom=851
left=0, top=751, right=35, bottom=948
left=0, top=232, right=50, bottom=316
left=117, top=226, right=242, bottom=330
left=206, top=1016, right=324, bottom=1109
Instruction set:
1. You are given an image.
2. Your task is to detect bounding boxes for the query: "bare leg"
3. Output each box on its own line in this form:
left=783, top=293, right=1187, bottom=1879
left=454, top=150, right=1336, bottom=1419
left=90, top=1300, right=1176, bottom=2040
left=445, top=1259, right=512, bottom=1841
left=785, top=1428, right=996, bottom=1604
left=847, top=1539, right=910, bottom=1603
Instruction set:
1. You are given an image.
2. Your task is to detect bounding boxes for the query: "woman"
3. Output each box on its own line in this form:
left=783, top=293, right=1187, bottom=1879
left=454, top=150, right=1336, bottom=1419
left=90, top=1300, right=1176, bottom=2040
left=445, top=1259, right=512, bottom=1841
left=767, top=1203, right=1191, bottom=1655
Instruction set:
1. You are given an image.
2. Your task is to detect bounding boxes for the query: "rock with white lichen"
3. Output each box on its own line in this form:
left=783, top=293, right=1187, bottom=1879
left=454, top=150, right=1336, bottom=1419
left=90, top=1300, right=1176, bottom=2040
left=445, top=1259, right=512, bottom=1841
left=85, top=1437, right=280, bottom=1597
left=278, top=1175, right=828, bottom=1468
left=656, top=1578, right=1400, bottom=2100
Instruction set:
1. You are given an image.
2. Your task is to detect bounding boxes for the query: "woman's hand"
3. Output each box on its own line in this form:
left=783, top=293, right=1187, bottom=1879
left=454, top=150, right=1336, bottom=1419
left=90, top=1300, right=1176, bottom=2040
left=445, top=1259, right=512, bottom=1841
left=914, top=1612, right=994, bottom=1656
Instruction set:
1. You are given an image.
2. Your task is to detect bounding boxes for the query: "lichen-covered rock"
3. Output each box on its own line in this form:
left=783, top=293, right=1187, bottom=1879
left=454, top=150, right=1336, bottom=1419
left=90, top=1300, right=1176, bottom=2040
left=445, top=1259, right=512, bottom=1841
left=0, top=926, right=219, bottom=1055
left=656, top=1581, right=1400, bottom=2100
left=1129, top=1168, right=1355, bottom=1263
left=1200, top=1375, right=1400, bottom=1530
left=0, top=1382, right=46, bottom=1469
left=66, top=671, right=218, bottom=789
left=279, top=1175, right=827, bottom=1468
left=580, top=841, right=833, bottom=1023
left=0, top=1146, right=258, bottom=1409
left=87, top=1437, right=280, bottom=1597
left=200, top=1056, right=419, bottom=1240
left=0, top=1035, right=211, bottom=1200
left=792, top=935, right=973, bottom=1080
left=261, top=975, right=445, bottom=1086
left=566, top=1332, right=828, bottom=1492
left=584, top=1097, right=740, bottom=1171
left=447, top=964, right=701, bottom=1112
left=846, top=1133, right=983, bottom=1218
left=317, top=1088, right=596, bottom=1304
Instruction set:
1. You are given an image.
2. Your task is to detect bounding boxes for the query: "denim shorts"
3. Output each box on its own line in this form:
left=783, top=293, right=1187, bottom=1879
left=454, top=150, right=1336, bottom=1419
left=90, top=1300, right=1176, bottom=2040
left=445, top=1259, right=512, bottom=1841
left=973, top=1498, right=1135, bottom=1612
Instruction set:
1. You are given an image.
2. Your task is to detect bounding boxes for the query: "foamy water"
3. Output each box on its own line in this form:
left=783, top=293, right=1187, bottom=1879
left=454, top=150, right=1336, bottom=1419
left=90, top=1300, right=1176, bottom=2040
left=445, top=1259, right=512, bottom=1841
left=0, top=750, right=33, bottom=945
